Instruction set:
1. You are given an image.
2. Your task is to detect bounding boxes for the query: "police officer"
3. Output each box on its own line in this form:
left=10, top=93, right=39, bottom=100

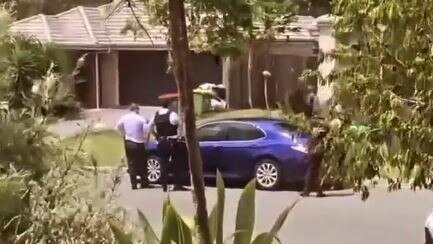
left=305, top=85, right=321, bottom=118
left=116, top=103, right=150, bottom=190
left=149, top=100, right=186, bottom=192
left=301, top=124, right=327, bottom=197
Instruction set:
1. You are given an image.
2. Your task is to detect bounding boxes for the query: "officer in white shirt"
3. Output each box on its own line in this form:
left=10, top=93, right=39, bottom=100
left=116, top=103, right=150, bottom=190
left=148, top=100, right=187, bottom=192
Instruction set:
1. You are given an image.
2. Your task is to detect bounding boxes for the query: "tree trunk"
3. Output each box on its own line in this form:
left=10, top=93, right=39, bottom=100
left=222, top=56, right=243, bottom=109
left=167, top=1, right=211, bottom=244
left=247, top=44, right=254, bottom=108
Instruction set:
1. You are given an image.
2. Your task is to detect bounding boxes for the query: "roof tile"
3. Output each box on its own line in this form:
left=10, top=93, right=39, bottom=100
left=9, top=1, right=318, bottom=49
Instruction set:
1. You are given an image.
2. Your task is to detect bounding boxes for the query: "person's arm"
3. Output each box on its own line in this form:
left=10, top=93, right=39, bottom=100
left=169, top=111, right=180, bottom=125
left=146, top=116, right=156, bottom=143
left=115, top=118, right=124, bottom=136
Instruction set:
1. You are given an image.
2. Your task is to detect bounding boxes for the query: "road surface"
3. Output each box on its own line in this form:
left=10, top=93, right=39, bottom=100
left=118, top=177, right=433, bottom=244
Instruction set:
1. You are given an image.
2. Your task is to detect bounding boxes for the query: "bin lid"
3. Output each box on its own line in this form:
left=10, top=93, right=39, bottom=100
left=158, top=93, right=179, bottom=100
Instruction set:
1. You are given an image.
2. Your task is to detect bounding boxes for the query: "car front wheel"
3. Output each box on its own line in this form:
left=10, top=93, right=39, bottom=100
left=147, top=156, right=161, bottom=183
left=254, top=159, right=281, bottom=190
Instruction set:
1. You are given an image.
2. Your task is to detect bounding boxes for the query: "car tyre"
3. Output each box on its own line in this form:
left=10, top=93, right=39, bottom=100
left=147, top=155, right=162, bottom=184
left=254, top=158, right=281, bottom=191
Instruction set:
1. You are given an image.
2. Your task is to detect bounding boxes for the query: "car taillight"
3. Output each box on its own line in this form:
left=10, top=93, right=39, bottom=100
left=291, top=144, right=308, bottom=154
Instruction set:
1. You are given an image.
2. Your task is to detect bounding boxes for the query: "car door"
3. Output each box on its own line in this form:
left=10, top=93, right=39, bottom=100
left=196, top=123, right=228, bottom=178
left=216, top=122, right=266, bottom=180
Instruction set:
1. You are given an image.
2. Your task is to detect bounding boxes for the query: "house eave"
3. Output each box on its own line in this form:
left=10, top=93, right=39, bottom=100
left=49, top=44, right=169, bottom=51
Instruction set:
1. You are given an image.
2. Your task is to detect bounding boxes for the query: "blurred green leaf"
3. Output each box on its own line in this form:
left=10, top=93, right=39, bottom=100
left=137, top=209, right=160, bottom=244
left=209, top=170, right=225, bottom=244
left=270, top=198, right=301, bottom=235
left=234, top=180, right=256, bottom=244
left=109, top=220, right=134, bottom=244
left=161, top=205, right=193, bottom=244
left=250, top=198, right=301, bottom=244
left=251, top=233, right=274, bottom=244
left=162, top=197, right=170, bottom=222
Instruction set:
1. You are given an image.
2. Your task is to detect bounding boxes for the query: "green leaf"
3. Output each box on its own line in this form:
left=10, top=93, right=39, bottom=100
left=250, top=198, right=301, bottom=244
left=209, top=205, right=218, bottom=243
left=270, top=198, right=301, bottom=235
left=251, top=233, right=273, bottom=244
left=137, top=209, right=160, bottom=244
left=209, top=171, right=226, bottom=244
left=109, top=220, right=134, bottom=244
left=223, top=230, right=248, bottom=244
left=216, top=171, right=225, bottom=244
left=162, top=197, right=170, bottom=222
left=234, top=180, right=256, bottom=244
left=161, top=204, right=193, bottom=244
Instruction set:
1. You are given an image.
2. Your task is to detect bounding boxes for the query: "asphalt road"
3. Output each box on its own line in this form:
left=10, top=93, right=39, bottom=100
left=118, top=177, right=433, bottom=244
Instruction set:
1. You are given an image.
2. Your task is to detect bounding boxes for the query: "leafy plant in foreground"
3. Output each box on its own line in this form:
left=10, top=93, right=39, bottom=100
left=110, top=172, right=301, bottom=244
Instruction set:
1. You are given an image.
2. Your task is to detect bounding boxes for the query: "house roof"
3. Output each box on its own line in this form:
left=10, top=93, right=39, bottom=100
left=9, top=1, right=319, bottom=50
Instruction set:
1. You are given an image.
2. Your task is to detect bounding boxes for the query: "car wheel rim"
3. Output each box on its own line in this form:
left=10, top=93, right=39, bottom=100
left=147, top=158, right=161, bottom=183
left=256, top=162, right=278, bottom=188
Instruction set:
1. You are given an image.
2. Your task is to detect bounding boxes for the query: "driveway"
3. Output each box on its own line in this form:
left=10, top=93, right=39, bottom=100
left=118, top=177, right=433, bottom=244
left=49, top=106, right=159, bottom=138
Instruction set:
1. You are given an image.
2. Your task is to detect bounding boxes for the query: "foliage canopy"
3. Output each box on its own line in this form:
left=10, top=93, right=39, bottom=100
left=312, top=0, right=433, bottom=196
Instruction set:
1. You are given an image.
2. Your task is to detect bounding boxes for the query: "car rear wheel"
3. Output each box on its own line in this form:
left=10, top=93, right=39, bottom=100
left=254, top=159, right=281, bottom=190
left=147, top=156, right=161, bottom=183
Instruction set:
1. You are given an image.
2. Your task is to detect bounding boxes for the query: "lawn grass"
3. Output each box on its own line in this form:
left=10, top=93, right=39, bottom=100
left=63, top=109, right=282, bottom=167
left=64, top=130, right=125, bottom=167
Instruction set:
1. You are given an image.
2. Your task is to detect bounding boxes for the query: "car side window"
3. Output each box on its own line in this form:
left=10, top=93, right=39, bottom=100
left=197, top=123, right=227, bottom=141
left=277, top=122, right=298, bottom=132
left=225, top=123, right=265, bottom=141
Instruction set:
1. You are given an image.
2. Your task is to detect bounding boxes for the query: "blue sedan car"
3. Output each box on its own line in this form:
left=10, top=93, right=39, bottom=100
left=146, top=118, right=310, bottom=190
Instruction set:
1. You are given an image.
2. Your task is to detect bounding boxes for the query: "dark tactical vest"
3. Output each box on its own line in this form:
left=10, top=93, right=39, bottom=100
left=154, top=110, right=178, bottom=138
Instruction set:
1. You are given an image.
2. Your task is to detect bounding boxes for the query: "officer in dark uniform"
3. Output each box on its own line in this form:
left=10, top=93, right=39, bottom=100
left=149, top=100, right=187, bottom=192
left=301, top=122, right=328, bottom=197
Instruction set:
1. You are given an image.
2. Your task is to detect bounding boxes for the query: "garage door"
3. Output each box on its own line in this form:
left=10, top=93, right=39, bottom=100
left=119, top=51, right=222, bottom=106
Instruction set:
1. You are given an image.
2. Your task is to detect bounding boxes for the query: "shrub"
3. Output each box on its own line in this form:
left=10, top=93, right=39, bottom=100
left=0, top=164, right=127, bottom=243
left=110, top=172, right=301, bottom=244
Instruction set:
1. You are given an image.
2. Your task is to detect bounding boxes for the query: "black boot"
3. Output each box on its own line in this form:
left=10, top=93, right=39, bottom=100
left=140, top=175, right=150, bottom=188
left=316, top=189, right=326, bottom=197
left=173, top=185, right=188, bottom=191
left=130, top=175, right=138, bottom=190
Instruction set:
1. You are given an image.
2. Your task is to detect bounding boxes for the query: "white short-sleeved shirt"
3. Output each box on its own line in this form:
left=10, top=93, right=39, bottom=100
left=426, top=209, right=433, bottom=237
left=116, top=112, right=149, bottom=143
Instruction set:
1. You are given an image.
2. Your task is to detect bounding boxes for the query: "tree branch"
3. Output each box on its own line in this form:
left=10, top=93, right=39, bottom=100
left=125, top=0, right=154, bottom=46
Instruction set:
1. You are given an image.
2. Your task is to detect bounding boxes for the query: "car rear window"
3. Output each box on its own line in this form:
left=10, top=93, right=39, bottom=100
left=225, top=123, right=265, bottom=141
left=276, top=122, right=298, bottom=132
left=197, top=123, right=227, bottom=141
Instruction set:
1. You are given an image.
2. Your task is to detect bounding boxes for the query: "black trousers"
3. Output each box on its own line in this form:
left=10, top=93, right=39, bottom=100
left=157, top=138, right=188, bottom=191
left=124, top=140, right=148, bottom=188
left=303, top=152, right=323, bottom=195
left=426, top=227, right=433, bottom=244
